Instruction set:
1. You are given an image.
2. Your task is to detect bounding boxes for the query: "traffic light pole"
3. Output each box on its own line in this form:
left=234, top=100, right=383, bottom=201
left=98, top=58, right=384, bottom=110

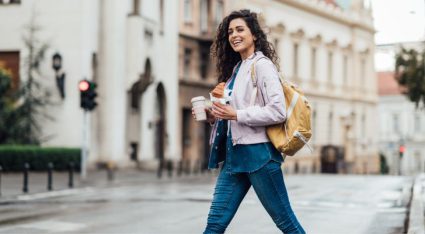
left=78, top=79, right=97, bottom=181
left=81, top=109, right=89, bottom=180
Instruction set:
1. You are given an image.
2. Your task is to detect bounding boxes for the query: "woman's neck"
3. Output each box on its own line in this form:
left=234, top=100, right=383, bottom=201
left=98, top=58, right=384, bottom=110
left=240, top=47, right=255, bottom=60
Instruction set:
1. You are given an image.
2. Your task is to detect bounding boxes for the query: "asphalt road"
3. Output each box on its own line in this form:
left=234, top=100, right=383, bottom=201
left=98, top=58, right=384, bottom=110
left=0, top=173, right=413, bottom=234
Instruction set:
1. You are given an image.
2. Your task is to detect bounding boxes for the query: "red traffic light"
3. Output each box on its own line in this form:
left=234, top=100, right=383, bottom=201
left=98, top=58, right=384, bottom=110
left=399, top=145, right=406, bottom=153
left=79, top=80, right=90, bottom=92
left=79, top=79, right=98, bottom=111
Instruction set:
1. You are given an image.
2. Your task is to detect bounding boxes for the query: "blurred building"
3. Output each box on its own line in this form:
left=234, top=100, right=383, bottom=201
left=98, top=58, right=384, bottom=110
left=0, top=0, right=180, bottom=169
left=0, top=0, right=380, bottom=174
left=227, top=0, right=379, bottom=174
left=377, top=41, right=425, bottom=176
left=178, top=0, right=380, bottom=174
left=178, top=0, right=229, bottom=170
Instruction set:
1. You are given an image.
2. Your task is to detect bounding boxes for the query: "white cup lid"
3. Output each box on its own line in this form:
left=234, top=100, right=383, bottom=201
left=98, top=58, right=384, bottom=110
left=191, top=96, right=205, bottom=103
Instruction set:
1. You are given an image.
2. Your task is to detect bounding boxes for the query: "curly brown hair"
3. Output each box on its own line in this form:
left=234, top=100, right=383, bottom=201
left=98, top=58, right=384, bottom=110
left=210, top=9, right=279, bottom=83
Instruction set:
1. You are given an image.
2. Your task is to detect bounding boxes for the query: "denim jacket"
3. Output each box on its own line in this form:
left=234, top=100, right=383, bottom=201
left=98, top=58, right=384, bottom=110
left=209, top=51, right=286, bottom=146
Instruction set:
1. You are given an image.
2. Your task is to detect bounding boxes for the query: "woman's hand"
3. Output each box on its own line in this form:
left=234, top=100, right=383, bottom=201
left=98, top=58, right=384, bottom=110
left=205, top=108, right=216, bottom=124
left=211, top=102, right=237, bottom=120
left=191, top=107, right=216, bottom=124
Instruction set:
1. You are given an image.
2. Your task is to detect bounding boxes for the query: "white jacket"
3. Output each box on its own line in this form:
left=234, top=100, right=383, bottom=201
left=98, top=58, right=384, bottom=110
left=210, top=51, right=286, bottom=145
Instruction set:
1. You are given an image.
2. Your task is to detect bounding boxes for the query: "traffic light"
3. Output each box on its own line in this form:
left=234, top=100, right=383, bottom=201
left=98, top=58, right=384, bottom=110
left=79, top=79, right=97, bottom=111
left=399, top=145, right=406, bottom=158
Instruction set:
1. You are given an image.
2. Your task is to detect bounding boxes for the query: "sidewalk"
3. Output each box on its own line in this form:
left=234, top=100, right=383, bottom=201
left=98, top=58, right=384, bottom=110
left=407, top=173, right=425, bottom=234
left=0, top=168, right=216, bottom=203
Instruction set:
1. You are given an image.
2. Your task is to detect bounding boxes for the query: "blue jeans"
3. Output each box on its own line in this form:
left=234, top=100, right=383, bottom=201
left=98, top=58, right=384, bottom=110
left=204, top=161, right=305, bottom=234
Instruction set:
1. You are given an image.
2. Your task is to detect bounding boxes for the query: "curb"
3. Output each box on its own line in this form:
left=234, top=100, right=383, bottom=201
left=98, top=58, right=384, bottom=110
left=0, top=187, right=94, bottom=205
left=0, top=171, right=216, bottom=204
left=407, top=173, right=425, bottom=234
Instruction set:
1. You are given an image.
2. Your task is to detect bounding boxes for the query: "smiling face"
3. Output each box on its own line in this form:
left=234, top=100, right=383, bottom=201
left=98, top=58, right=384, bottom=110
left=228, top=18, right=256, bottom=59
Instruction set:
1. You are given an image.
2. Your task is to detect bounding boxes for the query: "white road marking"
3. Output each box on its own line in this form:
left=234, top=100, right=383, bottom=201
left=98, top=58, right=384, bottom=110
left=19, top=220, right=86, bottom=232
left=16, top=187, right=94, bottom=201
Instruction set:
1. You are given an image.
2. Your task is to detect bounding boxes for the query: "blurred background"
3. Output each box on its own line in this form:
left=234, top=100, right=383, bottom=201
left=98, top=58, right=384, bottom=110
left=0, top=0, right=423, bottom=176
left=0, top=0, right=424, bottom=233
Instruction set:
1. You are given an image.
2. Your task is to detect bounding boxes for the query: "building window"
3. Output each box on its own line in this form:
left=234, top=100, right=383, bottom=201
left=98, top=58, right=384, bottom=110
left=343, top=55, right=348, bottom=86
left=312, top=108, right=317, bottom=143
left=200, top=0, right=208, bottom=33
left=182, top=109, right=192, bottom=146
left=328, top=110, right=333, bottom=143
left=361, top=57, right=366, bottom=88
left=414, top=151, right=421, bottom=172
left=311, top=47, right=316, bottom=80
left=327, top=51, right=333, bottom=83
left=414, top=114, right=421, bottom=133
left=393, top=114, right=399, bottom=134
left=184, top=48, right=192, bottom=79
left=293, top=43, right=298, bottom=78
left=361, top=113, right=366, bottom=138
left=91, top=52, right=98, bottom=83
left=199, top=42, right=210, bottom=79
left=0, top=51, right=20, bottom=92
left=184, top=0, right=192, bottom=23
left=215, top=0, right=224, bottom=27
left=145, top=30, right=153, bottom=45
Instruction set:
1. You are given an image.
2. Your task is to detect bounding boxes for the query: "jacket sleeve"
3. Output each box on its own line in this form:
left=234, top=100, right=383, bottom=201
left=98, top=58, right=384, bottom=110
left=236, top=59, right=286, bottom=127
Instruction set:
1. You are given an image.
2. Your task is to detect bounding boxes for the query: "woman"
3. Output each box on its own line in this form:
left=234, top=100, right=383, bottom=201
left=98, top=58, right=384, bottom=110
left=194, top=9, right=305, bottom=234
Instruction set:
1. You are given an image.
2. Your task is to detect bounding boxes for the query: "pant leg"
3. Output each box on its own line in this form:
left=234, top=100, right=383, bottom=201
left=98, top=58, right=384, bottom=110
left=204, top=170, right=251, bottom=234
left=249, top=161, right=305, bottom=234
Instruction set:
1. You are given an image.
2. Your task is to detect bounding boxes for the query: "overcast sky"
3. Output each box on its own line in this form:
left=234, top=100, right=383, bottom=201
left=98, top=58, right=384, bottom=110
left=372, top=0, right=425, bottom=45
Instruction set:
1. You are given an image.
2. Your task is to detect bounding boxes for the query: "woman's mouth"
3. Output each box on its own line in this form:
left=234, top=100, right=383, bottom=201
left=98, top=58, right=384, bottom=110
left=232, top=40, right=242, bottom=47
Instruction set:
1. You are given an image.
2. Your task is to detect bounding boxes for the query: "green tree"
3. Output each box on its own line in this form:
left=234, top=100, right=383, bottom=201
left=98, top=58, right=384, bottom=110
left=0, top=68, right=16, bottom=143
left=17, top=17, right=51, bottom=145
left=395, top=46, right=425, bottom=108
left=0, top=16, right=51, bottom=145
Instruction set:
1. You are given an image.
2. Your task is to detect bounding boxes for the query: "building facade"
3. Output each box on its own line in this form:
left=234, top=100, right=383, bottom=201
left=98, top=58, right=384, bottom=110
left=178, top=0, right=229, bottom=171
left=224, top=0, right=379, bottom=174
left=0, top=0, right=180, bottom=169
left=177, top=0, right=379, bottom=174
left=377, top=42, right=425, bottom=176
left=0, top=0, right=380, bottom=174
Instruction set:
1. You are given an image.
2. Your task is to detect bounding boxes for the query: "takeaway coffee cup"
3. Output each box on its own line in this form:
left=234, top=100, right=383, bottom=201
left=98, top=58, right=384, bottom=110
left=191, top=96, right=207, bottom=121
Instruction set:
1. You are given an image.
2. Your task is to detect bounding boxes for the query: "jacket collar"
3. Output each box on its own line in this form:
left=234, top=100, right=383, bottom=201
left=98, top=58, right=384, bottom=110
left=243, top=51, right=264, bottom=62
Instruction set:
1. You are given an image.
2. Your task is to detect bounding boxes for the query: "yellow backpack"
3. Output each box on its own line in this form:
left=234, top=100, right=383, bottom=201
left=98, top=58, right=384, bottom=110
left=250, top=61, right=313, bottom=156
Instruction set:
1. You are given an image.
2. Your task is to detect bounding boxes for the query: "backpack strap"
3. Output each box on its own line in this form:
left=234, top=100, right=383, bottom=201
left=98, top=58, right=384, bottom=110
left=249, top=56, right=268, bottom=106
left=286, top=92, right=299, bottom=119
left=249, top=61, right=258, bottom=106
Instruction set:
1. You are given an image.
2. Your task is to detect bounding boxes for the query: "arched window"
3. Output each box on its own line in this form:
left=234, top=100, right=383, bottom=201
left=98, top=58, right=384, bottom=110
left=184, top=0, right=192, bottom=23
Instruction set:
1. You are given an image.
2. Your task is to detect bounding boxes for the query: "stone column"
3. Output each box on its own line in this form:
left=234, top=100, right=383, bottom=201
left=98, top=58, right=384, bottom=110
left=96, top=0, right=127, bottom=165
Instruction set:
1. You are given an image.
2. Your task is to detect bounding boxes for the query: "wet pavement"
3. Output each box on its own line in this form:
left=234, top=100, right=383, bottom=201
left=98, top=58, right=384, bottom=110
left=0, top=170, right=414, bottom=234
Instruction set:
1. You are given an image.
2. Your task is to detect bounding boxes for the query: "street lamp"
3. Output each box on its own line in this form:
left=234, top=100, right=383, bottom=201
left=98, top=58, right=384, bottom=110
left=52, top=53, right=62, bottom=71
left=340, top=111, right=355, bottom=173
left=52, top=52, right=66, bottom=99
left=396, top=137, right=405, bottom=175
